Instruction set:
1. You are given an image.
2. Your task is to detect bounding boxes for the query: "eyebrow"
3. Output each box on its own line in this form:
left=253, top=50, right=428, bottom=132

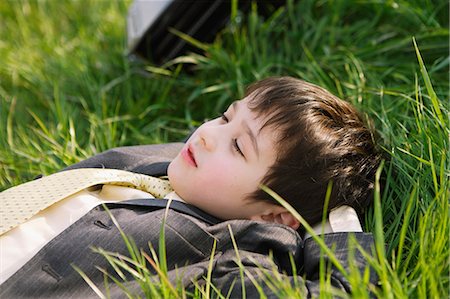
left=232, top=101, right=260, bottom=158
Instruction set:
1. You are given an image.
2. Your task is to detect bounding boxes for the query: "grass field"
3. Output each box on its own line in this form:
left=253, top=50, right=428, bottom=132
left=0, top=0, right=448, bottom=298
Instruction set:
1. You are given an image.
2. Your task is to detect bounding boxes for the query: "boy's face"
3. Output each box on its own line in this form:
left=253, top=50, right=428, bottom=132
left=168, top=96, right=280, bottom=220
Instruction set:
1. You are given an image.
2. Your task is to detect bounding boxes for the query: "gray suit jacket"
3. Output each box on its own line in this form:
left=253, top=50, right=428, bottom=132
left=0, top=143, right=376, bottom=298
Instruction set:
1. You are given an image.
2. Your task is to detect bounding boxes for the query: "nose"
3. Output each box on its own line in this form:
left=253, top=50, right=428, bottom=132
left=197, top=125, right=217, bottom=152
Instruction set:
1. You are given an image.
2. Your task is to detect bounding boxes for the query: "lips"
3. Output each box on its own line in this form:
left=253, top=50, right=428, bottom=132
left=181, top=144, right=197, bottom=167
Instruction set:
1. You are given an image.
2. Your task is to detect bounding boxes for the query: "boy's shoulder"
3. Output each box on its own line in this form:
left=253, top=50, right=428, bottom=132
left=64, top=143, right=184, bottom=175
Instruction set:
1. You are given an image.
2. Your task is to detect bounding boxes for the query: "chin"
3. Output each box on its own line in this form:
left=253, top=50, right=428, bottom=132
left=167, top=163, right=179, bottom=189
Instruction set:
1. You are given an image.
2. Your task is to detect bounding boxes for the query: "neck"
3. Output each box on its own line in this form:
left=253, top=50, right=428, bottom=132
left=164, top=191, right=185, bottom=202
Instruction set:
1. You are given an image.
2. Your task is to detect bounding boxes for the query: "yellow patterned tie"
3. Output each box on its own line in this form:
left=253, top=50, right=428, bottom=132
left=0, top=168, right=173, bottom=235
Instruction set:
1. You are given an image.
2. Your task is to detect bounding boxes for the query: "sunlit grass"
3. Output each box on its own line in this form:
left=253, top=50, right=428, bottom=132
left=0, top=0, right=448, bottom=297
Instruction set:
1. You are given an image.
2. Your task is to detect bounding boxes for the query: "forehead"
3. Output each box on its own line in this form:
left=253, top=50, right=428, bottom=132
left=237, top=96, right=279, bottom=137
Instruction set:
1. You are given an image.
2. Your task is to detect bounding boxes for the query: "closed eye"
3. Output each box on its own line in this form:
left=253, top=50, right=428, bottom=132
left=233, top=139, right=245, bottom=157
left=221, top=113, right=229, bottom=123
left=222, top=113, right=245, bottom=158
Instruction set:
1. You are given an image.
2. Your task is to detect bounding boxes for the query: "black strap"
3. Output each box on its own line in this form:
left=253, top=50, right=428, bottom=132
left=105, top=198, right=222, bottom=225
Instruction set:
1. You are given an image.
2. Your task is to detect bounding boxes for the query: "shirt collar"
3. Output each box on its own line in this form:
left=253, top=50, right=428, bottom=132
left=304, top=205, right=362, bottom=239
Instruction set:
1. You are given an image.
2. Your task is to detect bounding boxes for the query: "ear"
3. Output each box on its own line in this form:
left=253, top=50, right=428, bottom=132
left=250, top=207, right=300, bottom=230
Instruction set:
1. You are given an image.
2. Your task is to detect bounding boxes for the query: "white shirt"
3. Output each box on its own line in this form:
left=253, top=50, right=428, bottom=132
left=304, top=205, right=363, bottom=239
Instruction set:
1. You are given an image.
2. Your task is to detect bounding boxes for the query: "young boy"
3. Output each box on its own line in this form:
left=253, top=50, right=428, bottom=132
left=169, top=76, right=380, bottom=228
left=0, top=76, right=381, bottom=297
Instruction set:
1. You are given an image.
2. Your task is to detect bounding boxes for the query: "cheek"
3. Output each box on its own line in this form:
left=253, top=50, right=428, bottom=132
left=191, top=165, right=241, bottom=199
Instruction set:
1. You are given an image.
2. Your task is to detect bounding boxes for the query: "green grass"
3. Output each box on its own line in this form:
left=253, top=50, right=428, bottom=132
left=0, top=0, right=448, bottom=298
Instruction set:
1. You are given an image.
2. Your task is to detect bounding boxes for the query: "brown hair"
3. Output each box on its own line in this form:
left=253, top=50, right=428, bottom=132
left=246, top=77, right=382, bottom=225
